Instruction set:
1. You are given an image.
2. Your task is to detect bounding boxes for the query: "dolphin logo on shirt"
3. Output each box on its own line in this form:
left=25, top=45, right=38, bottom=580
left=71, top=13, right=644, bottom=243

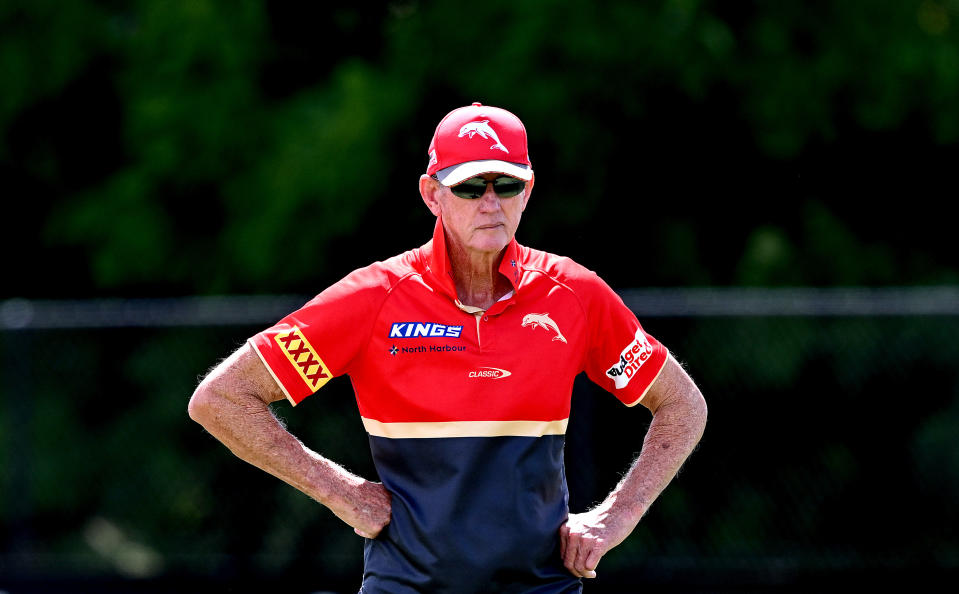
left=458, top=120, right=509, bottom=153
left=522, top=313, right=567, bottom=344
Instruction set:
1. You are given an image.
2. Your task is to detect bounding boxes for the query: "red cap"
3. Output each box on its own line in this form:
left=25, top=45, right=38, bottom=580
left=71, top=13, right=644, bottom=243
left=426, top=102, right=533, bottom=186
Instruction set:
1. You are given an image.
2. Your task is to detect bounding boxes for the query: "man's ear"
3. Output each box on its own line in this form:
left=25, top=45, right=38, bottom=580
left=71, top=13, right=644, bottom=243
left=521, top=174, right=534, bottom=212
left=419, top=174, right=443, bottom=217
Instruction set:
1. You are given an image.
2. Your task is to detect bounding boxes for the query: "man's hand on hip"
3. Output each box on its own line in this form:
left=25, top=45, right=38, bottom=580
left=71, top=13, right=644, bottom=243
left=341, top=479, right=392, bottom=539
left=559, top=502, right=637, bottom=579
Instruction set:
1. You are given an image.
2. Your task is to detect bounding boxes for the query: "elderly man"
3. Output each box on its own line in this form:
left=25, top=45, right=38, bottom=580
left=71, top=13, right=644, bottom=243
left=189, top=102, right=707, bottom=593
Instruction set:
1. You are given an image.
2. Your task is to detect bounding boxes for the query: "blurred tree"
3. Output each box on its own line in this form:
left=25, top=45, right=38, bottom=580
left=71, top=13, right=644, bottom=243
left=4, top=0, right=959, bottom=296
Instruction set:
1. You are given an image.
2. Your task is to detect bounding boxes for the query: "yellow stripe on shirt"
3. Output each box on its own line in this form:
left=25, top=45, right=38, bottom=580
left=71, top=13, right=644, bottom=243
left=361, top=418, right=569, bottom=439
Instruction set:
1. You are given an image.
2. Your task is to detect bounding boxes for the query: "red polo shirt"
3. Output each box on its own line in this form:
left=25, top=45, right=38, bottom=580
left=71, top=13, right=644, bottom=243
left=248, top=218, right=668, bottom=593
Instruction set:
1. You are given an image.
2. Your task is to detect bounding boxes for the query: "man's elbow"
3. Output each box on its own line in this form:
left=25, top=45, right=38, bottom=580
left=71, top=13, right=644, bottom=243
left=188, top=382, right=219, bottom=427
left=665, top=380, right=707, bottom=441
left=689, top=389, right=707, bottom=439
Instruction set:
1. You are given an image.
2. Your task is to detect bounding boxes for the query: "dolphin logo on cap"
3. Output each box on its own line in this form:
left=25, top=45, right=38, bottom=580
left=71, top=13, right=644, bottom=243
left=458, top=120, right=509, bottom=153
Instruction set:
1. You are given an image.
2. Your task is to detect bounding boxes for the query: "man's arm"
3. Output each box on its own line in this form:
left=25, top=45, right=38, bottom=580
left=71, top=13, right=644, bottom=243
left=559, top=353, right=707, bottom=578
left=187, top=343, right=391, bottom=538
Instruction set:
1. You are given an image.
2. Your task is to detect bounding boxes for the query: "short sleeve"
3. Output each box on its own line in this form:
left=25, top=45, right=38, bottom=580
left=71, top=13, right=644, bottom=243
left=248, top=266, right=388, bottom=406
left=581, top=274, right=669, bottom=407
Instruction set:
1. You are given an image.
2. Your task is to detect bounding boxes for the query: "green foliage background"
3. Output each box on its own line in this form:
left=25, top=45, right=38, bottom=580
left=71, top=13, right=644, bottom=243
left=5, top=0, right=959, bottom=297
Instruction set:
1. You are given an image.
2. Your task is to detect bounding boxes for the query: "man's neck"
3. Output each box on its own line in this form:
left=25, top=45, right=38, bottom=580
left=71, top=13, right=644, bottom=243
left=447, top=242, right=512, bottom=311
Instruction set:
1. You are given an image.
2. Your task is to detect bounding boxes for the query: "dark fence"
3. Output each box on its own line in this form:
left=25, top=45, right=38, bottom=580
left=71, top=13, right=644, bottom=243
left=2, top=289, right=957, bottom=593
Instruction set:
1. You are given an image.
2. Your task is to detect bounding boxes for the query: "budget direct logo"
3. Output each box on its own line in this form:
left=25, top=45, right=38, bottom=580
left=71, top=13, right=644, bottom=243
left=390, top=322, right=463, bottom=338
left=468, top=367, right=512, bottom=379
left=605, top=329, right=653, bottom=389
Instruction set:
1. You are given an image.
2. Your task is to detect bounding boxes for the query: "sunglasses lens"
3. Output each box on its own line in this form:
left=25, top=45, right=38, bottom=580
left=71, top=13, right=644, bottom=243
left=450, top=177, right=489, bottom=199
left=450, top=176, right=526, bottom=199
left=492, top=177, right=526, bottom=197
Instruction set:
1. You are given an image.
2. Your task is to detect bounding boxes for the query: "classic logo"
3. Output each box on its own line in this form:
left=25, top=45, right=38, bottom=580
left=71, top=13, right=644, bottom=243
left=390, top=322, right=463, bottom=338
left=605, top=329, right=654, bottom=389
left=468, top=367, right=512, bottom=379
left=521, top=313, right=567, bottom=344
left=274, top=326, right=331, bottom=391
left=458, top=120, right=509, bottom=153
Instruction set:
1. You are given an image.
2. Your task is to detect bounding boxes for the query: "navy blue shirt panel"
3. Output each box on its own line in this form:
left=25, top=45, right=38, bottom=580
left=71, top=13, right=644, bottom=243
left=360, top=434, right=582, bottom=593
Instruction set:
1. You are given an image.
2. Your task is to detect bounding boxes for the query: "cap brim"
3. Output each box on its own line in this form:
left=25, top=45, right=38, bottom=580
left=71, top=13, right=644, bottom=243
left=435, top=160, right=533, bottom=186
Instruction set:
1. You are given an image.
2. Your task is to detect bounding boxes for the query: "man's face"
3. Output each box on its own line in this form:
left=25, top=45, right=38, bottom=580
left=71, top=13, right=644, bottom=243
left=420, top=172, right=533, bottom=257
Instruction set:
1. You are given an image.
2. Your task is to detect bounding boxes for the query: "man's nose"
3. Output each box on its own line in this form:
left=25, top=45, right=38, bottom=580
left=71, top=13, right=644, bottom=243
left=477, top=186, right=501, bottom=211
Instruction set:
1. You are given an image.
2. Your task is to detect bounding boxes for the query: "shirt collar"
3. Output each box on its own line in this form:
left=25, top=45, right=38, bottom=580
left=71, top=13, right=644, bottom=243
left=498, top=234, right=523, bottom=290
left=426, top=216, right=523, bottom=298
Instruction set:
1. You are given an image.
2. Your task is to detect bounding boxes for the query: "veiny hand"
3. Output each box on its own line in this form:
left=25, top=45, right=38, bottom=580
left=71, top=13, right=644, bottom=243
left=559, top=504, right=636, bottom=579
left=331, top=479, right=392, bottom=539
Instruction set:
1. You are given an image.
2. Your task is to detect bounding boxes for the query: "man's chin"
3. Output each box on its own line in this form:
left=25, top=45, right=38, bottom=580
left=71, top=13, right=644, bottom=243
left=468, top=237, right=510, bottom=255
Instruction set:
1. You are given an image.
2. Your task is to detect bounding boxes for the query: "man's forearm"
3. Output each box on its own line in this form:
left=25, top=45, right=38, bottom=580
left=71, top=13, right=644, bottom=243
left=603, top=387, right=707, bottom=525
left=559, top=363, right=706, bottom=578
left=190, top=386, right=345, bottom=501
left=189, top=384, right=390, bottom=536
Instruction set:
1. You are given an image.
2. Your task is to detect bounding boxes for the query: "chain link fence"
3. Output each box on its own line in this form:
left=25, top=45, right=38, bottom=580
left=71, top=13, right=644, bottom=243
left=2, top=289, right=957, bottom=592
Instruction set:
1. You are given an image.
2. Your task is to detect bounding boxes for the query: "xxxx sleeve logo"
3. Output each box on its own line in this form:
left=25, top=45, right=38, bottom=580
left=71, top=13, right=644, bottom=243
left=274, top=326, right=331, bottom=392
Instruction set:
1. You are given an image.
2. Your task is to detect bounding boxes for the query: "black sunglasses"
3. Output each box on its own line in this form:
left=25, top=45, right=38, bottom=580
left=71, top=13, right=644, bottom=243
left=442, top=175, right=527, bottom=199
